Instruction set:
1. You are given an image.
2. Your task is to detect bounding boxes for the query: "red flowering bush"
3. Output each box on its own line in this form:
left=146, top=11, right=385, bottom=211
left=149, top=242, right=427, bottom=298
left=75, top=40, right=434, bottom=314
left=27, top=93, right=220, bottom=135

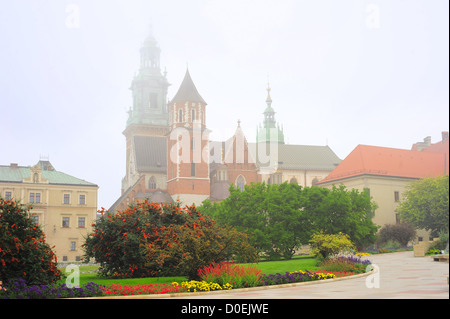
left=83, top=201, right=257, bottom=280
left=0, top=198, right=61, bottom=285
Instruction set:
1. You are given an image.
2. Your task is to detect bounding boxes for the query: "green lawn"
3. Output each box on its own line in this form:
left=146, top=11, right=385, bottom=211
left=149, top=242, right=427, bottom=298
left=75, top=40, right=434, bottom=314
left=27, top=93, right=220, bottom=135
left=60, top=256, right=319, bottom=286
left=60, top=268, right=186, bottom=286
left=249, top=256, right=320, bottom=274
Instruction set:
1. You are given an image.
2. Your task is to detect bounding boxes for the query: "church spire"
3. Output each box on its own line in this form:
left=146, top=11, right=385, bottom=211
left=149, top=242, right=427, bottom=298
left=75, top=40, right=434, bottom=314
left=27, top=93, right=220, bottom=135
left=140, top=29, right=161, bottom=71
left=126, top=32, right=170, bottom=128
left=257, top=84, right=285, bottom=144
left=171, top=69, right=206, bottom=105
left=266, top=82, right=272, bottom=104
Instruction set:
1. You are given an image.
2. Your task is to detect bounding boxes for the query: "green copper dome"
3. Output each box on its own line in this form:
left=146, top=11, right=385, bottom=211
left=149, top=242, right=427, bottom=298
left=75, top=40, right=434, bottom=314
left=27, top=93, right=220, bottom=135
left=256, top=85, right=285, bottom=144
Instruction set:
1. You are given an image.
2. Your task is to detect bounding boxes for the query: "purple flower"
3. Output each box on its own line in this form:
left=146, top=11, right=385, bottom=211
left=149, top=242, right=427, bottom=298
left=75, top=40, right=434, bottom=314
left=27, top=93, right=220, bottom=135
left=0, top=279, right=104, bottom=299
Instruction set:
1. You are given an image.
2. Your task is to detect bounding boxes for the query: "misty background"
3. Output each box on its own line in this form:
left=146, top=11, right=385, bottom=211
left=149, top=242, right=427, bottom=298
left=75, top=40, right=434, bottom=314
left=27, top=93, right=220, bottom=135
left=0, top=0, right=448, bottom=209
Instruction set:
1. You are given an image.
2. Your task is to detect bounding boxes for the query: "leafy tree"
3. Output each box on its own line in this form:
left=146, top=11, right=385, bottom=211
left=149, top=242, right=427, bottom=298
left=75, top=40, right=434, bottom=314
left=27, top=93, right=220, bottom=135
left=397, top=175, right=449, bottom=237
left=201, top=182, right=309, bottom=260
left=292, top=185, right=378, bottom=250
left=83, top=201, right=257, bottom=280
left=264, top=182, right=310, bottom=259
left=201, top=183, right=379, bottom=256
left=0, top=198, right=61, bottom=285
left=201, top=183, right=273, bottom=255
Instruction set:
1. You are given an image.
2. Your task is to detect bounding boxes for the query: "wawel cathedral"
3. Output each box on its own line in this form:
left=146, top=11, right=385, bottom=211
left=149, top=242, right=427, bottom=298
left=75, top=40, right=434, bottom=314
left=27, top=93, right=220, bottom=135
left=110, top=33, right=342, bottom=212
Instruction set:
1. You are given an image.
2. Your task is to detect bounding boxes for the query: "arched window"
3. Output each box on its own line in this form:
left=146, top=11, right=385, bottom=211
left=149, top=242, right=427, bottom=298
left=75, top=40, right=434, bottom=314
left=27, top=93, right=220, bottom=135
left=290, top=177, right=298, bottom=184
left=149, top=176, right=157, bottom=190
left=178, top=109, right=183, bottom=123
left=191, top=109, right=196, bottom=122
left=236, top=175, right=245, bottom=192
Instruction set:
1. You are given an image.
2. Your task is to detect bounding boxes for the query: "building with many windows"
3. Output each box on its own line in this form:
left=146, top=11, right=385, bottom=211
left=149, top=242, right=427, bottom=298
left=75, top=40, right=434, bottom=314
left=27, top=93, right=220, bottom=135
left=0, top=160, right=98, bottom=262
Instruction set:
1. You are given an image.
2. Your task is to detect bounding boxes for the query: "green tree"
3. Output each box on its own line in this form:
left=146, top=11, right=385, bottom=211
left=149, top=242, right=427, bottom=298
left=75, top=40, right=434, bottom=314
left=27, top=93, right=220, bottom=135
left=0, top=198, right=61, bottom=285
left=397, top=175, right=449, bottom=237
left=303, top=185, right=378, bottom=250
left=201, top=183, right=273, bottom=255
left=201, top=182, right=308, bottom=260
left=201, top=183, right=379, bottom=255
left=263, top=182, right=310, bottom=259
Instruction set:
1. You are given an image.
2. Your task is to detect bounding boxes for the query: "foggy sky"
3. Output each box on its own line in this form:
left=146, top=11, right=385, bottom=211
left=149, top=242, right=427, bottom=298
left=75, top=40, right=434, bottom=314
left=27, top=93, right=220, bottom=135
left=0, top=0, right=448, bottom=209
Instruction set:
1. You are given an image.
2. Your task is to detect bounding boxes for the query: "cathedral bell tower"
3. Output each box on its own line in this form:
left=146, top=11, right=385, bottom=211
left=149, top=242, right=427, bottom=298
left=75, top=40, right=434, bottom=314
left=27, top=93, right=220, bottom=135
left=166, top=69, right=210, bottom=206
left=126, top=33, right=170, bottom=128
left=121, top=33, right=171, bottom=193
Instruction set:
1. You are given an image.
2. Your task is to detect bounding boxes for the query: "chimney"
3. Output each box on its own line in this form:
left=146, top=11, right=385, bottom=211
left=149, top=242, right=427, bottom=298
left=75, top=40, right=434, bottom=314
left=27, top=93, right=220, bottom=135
left=442, top=131, right=449, bottom=142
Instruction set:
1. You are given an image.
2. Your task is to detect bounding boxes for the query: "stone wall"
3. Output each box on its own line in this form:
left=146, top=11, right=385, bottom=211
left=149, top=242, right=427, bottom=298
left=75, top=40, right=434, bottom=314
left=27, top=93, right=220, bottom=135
left=413, top=238, right=440, bottom=257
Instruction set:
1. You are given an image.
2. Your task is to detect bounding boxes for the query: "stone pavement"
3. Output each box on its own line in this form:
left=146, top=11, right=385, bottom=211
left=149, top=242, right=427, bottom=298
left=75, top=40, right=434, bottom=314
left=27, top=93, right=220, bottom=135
left=169, top=251, right=449, bottom=299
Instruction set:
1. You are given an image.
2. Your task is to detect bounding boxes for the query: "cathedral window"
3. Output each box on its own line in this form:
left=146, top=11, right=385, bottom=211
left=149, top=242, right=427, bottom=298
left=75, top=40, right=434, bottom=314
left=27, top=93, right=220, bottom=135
left=236, top=175, right=245, bottom=191
left=149, top=176, right=157, bottom=190
left=191, top=109, right=196, bottom=122
left=270, top=173, right=282, bottom=185
left=178, top=109, right=183, bottom=123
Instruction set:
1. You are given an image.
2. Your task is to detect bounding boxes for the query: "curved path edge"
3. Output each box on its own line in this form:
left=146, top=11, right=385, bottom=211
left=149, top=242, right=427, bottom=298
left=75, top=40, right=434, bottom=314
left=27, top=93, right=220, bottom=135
left=84, top=269, right=375, bottom=299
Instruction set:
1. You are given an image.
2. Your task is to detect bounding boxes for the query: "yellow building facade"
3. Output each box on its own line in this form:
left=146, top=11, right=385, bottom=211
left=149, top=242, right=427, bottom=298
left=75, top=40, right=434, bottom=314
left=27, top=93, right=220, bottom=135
left=0, top=160, right=98, bottom=262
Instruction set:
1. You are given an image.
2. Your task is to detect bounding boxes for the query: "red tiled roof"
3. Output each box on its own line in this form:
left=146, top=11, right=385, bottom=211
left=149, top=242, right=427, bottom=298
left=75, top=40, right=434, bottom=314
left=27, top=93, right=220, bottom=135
left=318, top=144, right=447, bottom=184
left=422, top=135, right=449, bottom=155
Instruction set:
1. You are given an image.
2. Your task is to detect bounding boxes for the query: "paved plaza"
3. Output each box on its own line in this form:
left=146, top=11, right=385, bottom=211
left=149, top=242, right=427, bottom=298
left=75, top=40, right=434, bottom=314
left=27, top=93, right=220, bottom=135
left=168, top=251, right=448, bottom=299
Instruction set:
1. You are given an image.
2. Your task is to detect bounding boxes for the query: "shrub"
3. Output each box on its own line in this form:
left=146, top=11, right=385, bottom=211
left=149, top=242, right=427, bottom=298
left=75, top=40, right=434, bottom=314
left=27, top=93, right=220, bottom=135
left=309, top=231, right=355, bottom=259
left=83, top=201, right=258, bottom=280
left=377, top=223, right=416, bottom=247
left=0, top=198, right=61, bottom=285
left=380, top=240, right=401, bottom=250
left=435, top=230, right=449, bottom=251
left=426, top=248, right=442, bottom=256
left=319, top=254, right=371, bottom=273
